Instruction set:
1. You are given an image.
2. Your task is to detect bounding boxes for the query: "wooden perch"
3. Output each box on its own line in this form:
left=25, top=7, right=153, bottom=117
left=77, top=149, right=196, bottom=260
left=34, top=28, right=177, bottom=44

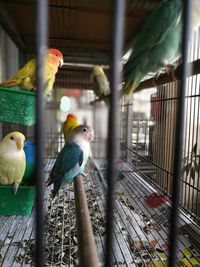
left=90, top=59, right=200, bottom=105
left=74, top=175, right=99, bottom=267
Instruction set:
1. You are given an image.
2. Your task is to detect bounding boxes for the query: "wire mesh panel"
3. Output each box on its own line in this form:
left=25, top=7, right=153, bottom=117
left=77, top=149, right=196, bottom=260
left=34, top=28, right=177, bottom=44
left=121, top=28, right=200, bottom=226
left=119, top=14, right=200, bottom=267
left=1, top=0, right=200, bottom=266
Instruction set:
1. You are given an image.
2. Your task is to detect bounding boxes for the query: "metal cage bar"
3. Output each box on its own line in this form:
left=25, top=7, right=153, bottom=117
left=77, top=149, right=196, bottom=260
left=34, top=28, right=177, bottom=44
left=105, top=0, right=125, bottom=266
left=35, top=0, right=48, bottom=266
left=168, top=1, right=192, bottom=266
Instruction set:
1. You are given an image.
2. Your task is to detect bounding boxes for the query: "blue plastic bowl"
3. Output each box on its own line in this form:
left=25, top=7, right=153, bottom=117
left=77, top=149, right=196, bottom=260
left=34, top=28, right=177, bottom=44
left=23, top=141, right=35, bottom=183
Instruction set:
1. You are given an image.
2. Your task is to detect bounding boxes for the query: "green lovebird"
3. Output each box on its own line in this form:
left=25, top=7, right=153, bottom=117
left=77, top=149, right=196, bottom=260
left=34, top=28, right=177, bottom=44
left=122, top=0, right=183, bottom=96
left=122, top=0, right=200, bottom=96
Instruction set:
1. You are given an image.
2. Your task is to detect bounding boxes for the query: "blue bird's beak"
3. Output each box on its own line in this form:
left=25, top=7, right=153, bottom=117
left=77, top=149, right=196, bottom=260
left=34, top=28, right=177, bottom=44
left=88, top=130, right=94, bottom=142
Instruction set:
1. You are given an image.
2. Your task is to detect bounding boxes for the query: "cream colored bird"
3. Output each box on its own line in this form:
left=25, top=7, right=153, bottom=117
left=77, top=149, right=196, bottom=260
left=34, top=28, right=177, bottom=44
left=91, top=65, right=110, bottom=104
left=0, top=132, right=26, bottom=194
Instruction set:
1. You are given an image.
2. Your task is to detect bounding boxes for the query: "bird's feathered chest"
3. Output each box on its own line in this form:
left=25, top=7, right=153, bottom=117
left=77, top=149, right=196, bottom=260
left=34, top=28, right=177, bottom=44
left=0, top=149, right=25, bottom=165
left=44, top=59, right=59, bottom=77
left=76, top=140, right=90, bottom=161
left=0, top=146, right=25, bottom=184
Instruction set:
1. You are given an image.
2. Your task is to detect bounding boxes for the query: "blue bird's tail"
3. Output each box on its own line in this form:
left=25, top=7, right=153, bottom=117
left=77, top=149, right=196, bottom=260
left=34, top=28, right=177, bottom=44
left=51, top=180, right=62, bottom=198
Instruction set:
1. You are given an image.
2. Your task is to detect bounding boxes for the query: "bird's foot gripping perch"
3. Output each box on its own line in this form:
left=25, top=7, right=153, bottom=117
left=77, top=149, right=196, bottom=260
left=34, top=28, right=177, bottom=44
left=80, top=172, right=87, bottom=178
left=152, top=72, right=162, bottom=86
left=165, top=64, right=178, bottom=81
left=13, top=183, right=19, bottom=195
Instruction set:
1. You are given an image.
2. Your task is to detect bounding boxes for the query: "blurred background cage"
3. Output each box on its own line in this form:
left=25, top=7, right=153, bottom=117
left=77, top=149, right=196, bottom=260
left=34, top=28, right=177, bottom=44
left=0, top=0, right=200, bottom=267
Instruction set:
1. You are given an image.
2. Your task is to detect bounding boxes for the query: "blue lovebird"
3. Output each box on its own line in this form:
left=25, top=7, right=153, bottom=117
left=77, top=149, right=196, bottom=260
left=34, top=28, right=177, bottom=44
left=122, top=0, right=183, bottom=96
left=47, top=125, right=94, bottom=198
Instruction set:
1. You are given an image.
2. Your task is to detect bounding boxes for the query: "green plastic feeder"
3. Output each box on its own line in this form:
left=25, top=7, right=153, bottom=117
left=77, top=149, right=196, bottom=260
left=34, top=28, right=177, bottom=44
left=0, top=87, right=35, bottom=126
left=0, top=185, right=36, bottom=215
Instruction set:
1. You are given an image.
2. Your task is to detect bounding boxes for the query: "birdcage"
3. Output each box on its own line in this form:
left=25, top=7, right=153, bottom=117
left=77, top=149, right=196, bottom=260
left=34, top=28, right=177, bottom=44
left=0, top=0, right=200, bottom=267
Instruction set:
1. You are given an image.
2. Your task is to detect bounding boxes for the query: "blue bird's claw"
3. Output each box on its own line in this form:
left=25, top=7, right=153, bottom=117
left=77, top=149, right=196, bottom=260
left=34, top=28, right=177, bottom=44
left=81, top=172, right=87, bottom=178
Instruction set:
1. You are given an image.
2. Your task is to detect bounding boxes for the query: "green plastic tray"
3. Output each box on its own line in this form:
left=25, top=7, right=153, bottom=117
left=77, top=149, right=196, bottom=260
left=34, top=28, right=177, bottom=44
left=0, top=87, right=35, bottom=126
left=0, top=185, right=36, bottom=215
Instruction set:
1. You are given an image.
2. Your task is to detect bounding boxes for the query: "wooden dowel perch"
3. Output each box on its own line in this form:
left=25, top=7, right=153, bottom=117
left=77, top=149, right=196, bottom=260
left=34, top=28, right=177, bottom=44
left=74, top=175, right=99, bottom=267
left=90, top=59, right=200, bottom=105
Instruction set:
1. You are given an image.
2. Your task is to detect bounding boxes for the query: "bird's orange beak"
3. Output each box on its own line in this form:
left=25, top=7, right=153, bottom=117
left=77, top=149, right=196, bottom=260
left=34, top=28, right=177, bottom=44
left=59, top=58, right=64, bottom=67
left=16, top=139, right=23, bottom=150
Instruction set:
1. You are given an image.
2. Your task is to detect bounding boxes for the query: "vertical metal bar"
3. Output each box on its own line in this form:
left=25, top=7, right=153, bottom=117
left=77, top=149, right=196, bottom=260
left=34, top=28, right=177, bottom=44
left=168, top=1, right=191, bottom=266
left=105, top=0, right=125, bottom=266
left=126, top=100, right=133, bottom=162
left=35, top=0, right=48, bottom=266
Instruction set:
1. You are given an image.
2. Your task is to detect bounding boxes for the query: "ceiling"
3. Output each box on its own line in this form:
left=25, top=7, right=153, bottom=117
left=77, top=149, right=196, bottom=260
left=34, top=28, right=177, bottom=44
left=0, top=0, right=162, bottom=89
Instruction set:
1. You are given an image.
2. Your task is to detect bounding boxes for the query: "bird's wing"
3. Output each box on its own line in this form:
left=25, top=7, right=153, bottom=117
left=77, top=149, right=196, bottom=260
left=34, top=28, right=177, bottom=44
left=12, top=59, right=36, bottom=80
left=124, top=0, right=182, bottom=78
left=43, top=77, right=55, bottom=96
left=47, top=142, right=83, bottom=186
left=92, top=76, right=101, bottom=98
left=0, top=59, right=36, bottom=88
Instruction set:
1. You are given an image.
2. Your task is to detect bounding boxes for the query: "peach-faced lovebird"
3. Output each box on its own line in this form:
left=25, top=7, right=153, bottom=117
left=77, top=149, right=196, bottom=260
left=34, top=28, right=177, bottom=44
left=122, top=0, right=200, bottom=96
left=62, top=113, right=79, bottom=142
left=0, top=48, right=63, bottom=96
left=0, top=132, right=26, bottom=194
left=47, top=125, right=94, bottom=198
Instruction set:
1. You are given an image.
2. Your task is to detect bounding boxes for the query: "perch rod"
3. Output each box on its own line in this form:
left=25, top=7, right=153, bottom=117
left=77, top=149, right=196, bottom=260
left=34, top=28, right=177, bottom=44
left=74, top=174, right=99, bottom=267
left=90, top=59, right=200, bottom=105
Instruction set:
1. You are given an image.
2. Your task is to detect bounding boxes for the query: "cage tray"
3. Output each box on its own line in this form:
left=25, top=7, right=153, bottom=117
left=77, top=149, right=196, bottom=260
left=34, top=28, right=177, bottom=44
left=0, top=87, right=35, bottom=126
left=0, top=185, right=36, bottom=215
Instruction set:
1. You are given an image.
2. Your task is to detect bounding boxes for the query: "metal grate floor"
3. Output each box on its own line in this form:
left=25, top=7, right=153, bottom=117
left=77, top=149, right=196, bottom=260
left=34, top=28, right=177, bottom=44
left=94, top=159, right=200, bottom=266
left=0, top=159, right=200, bottom=266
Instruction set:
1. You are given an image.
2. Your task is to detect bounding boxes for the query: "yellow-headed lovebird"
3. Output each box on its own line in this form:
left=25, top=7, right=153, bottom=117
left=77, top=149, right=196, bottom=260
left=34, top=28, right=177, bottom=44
left=0, top=132, right=26, bottom=194
left=47, top=125, right=94, bottom=198
left=0, top=48, right=64, bottom=96
left=62, top=113, right=79, bottom=142
left=91, top=65, right=110, bottom=104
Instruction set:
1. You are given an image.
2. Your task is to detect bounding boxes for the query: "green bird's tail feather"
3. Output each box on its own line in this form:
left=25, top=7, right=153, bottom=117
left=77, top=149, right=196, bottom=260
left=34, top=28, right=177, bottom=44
left=122, top=78, right=140, bottom=97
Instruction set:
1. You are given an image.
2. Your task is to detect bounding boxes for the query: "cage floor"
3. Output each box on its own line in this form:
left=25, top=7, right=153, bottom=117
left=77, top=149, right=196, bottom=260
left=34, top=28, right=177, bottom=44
left=94, top=159, right=200, bottom=266
left=0, top=159, right=200, bottom=266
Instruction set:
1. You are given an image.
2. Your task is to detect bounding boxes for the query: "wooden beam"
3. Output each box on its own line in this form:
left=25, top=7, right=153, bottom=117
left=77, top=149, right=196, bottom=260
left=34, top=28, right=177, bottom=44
left=134, top=59, right=200, bottom=92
